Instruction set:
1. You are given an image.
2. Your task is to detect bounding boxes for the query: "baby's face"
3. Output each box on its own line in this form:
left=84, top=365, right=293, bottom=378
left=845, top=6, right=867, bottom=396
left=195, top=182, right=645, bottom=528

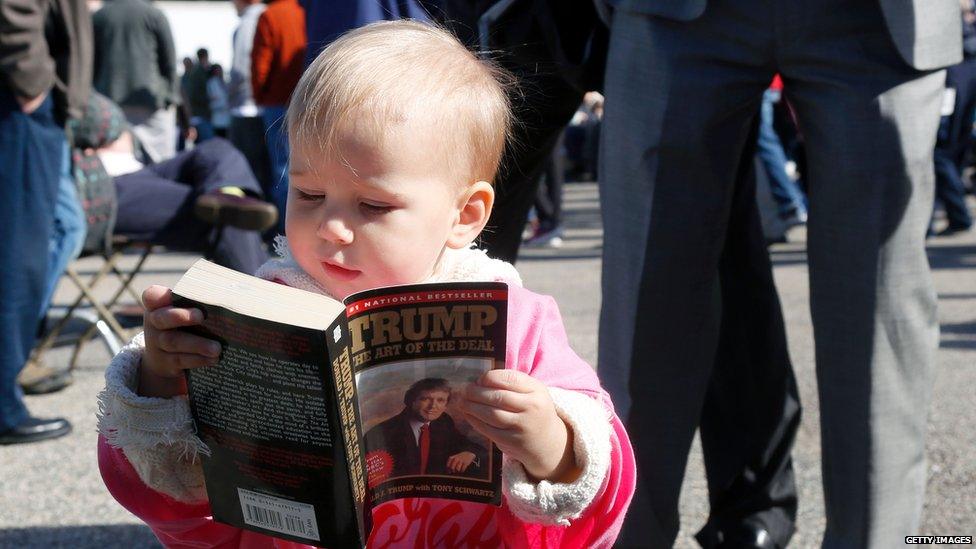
left=286, top=129, right=466, bottom=299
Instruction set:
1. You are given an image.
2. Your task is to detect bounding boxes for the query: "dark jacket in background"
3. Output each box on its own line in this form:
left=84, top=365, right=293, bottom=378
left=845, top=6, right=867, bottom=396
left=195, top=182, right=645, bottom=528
left=0, top=0, right=92, bottom=123
left=300, top=0, right=433, bottom=67
left=435, top=0, right=608, bottom=262
left=91, top=0, right=177, bottom=111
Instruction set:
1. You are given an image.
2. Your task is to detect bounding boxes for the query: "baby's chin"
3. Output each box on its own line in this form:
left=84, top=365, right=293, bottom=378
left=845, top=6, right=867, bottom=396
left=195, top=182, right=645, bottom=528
left=306, top=272, right=355, bottom=300
left=307, top=264, right=433, bottom=299
left=316, top=275, right=397, bottom=301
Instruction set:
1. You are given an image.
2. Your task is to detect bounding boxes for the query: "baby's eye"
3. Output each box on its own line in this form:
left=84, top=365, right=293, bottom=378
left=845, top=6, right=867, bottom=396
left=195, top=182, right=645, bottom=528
left=360, top=201, right=394, bottom=215
left=295, top=189, right=324, bottom=202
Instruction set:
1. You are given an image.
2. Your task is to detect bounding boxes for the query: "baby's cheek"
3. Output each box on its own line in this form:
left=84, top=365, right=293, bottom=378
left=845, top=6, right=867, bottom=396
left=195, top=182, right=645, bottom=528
left=376, top=255, right=432, bottom=286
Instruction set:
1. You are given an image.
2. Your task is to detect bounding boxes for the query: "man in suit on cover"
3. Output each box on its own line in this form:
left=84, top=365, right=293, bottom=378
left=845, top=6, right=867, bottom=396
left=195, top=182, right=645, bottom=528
left=365, top=378, right=486, bottom=479
left=598, top=0, right=962, bottom=547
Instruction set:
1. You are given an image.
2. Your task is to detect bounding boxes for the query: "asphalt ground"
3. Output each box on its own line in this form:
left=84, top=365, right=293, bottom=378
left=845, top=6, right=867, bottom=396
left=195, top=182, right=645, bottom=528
left=1, top=182, right=973, bottom=548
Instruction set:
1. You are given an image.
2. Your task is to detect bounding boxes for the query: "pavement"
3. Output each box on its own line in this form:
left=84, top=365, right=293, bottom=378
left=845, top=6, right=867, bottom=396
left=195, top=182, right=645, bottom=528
left=0, top=182, right=973, bottom=548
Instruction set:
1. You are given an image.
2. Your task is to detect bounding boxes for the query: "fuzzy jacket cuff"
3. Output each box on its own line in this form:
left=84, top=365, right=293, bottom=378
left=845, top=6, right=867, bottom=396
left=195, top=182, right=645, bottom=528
left=96, top=332, right=209, bottom=503
left=502, top=387, right=612, bottom=526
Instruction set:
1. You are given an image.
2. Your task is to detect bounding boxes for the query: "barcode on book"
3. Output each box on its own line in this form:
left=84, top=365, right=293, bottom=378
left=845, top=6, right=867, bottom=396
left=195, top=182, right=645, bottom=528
left=237, top=488, right=320, bottom=541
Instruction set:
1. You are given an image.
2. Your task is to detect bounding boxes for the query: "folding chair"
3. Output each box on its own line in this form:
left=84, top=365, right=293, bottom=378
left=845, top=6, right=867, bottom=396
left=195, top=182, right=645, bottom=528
left=33, top=204, right=277, bottom=374
left=32, top=236, right=154, bottom=369
left=17, top=138, right=132, bottom=379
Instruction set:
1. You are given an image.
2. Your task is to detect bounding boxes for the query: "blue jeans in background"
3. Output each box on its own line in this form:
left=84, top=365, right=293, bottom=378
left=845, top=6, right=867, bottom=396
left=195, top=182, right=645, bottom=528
left=0, top=92, right=66, bottom=430
left=42, top=141, right=87, bottom=317
left=262, top=105, right=289, bottom=237
left=191, top=116, right=215, bottom=144
left=757, top=89, right=807, bottom=218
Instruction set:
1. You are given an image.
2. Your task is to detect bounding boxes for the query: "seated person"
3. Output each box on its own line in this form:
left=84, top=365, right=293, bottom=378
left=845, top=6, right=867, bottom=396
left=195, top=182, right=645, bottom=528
left=364, top=378, right=486, bottom=479
left=77, top=92, right=275, bottom=275
left=19, top=93, right=276, bottom=395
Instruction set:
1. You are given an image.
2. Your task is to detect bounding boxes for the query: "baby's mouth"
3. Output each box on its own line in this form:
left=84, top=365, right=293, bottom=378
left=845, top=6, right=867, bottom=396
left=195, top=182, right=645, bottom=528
left=322, top=261, right=361, bottom=281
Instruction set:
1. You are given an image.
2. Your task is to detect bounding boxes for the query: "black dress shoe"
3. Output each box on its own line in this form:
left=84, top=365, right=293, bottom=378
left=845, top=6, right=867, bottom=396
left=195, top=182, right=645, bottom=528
left=0, top=416, right=72, bottom=445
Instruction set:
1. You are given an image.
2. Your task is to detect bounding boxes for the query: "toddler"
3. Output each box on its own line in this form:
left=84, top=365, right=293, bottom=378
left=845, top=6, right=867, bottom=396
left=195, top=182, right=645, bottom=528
left=97, top=20, right=635, bottom=548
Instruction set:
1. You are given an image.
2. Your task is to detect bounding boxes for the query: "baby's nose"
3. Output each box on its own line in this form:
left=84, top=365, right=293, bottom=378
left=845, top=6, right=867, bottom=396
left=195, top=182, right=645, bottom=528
left=318, top=218, right=353, bottom=244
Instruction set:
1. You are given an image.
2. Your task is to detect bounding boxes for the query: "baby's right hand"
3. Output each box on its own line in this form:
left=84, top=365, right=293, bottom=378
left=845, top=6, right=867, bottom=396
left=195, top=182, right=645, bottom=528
left=138, top=285, right=221, bottom=398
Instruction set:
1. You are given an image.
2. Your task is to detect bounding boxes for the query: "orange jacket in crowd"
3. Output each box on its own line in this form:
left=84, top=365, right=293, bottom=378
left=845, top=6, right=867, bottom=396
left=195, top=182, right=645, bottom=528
left=251, top=0, right=307, bottom=107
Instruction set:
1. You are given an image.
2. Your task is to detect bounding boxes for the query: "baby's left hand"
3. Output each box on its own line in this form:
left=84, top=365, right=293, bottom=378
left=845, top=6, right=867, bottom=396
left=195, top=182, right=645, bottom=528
left=460, top=370, right=581, bottom=483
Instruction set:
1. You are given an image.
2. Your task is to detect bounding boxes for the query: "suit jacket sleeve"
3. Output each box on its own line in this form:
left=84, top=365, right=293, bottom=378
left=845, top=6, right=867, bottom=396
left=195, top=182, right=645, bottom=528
left=0, top=0, right=55, bottom=98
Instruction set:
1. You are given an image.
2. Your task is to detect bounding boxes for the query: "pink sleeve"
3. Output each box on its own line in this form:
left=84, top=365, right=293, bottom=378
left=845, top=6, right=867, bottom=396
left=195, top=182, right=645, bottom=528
left=98, top=435, right=262, bottom=548
left=498, top=287, right=636, bottom=548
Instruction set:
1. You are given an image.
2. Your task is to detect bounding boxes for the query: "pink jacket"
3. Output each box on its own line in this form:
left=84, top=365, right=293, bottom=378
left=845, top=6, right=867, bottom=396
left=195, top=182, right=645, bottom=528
left=97, top=248, right=635, bottom=548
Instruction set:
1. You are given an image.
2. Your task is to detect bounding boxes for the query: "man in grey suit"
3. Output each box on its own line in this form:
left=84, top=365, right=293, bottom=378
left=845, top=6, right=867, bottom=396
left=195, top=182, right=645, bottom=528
left=598, top=0, right=961, bottom=547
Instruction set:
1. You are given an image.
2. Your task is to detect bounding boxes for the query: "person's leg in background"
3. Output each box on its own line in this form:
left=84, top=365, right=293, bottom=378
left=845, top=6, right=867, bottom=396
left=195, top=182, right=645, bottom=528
left=598, top=3, right=779, bottom=545
left=583, top=117, right=601, bottom=180
left=478, top=78, right=580, bottom=262
left=525, top=133, right=566, bottom=247
left=562, top=123, right=586, bottom=180
left=0, top=92, right=73, bottom=443
left=697, top=130, right=801, bottom=548
left=146, top=137, right=264, bottom=197
left=229, top=114, right=273, bottom=201
left=932, top=59, right=976, bottom=235
left=17, top=139, right=88, bottom=395
left=783, top=0, right=946, bottom=542
left=261, top=105, right=289, bottom=238
left=42, top=141, right=87, bottom=317
left=115, top=138, right=270, bottom=274
left=757, top=88, right=807, bottom=224
left=934, top=147, right=974, bottom=232
left=190, top=115, right=215, bottom=144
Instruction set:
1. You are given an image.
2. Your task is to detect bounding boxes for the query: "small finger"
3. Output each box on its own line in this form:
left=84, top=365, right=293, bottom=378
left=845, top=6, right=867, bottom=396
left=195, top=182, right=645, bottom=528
left=463, top=412, right=508, bottom=445
left=157, top=330, right=221, bottom=357
left=149, top=306, right=204, bottom=331
left=477, top=369, right=539, bottom=393
left=461, top=400, right=520, bottom=430
left=142, top=285, right=173, bottom=311
left=463, top=384, right=527, bottom=413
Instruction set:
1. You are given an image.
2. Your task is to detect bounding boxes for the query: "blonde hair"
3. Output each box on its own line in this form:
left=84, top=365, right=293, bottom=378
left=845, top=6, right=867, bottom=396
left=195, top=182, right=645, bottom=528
left=287, top=20, right=512, bottom=184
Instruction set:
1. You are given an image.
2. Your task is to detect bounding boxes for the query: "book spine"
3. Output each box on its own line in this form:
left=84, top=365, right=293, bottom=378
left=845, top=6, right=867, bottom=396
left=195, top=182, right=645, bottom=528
left=328, top=320, right=371, bottom=546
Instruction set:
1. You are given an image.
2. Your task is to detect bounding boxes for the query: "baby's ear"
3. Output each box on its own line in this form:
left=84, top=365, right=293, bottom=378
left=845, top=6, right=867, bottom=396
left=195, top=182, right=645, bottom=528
left=447, top=181, right=494, bottom=249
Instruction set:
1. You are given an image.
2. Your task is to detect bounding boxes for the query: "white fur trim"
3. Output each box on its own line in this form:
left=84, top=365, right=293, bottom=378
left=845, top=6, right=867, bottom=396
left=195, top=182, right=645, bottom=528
left=429, top=246, right=523, bottom=287
left=96, top=332, right=209, bottom=503
left=502, top=387, right=612, bottom=526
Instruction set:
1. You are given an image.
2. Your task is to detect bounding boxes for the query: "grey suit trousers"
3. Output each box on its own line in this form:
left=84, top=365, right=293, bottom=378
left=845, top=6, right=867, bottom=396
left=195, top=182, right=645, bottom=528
left=599, top=0, right=946, bottom=547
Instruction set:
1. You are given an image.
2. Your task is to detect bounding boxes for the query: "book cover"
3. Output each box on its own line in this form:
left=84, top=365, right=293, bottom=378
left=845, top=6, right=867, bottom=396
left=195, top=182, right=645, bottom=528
left=172, top=260, right=507, bottom=547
